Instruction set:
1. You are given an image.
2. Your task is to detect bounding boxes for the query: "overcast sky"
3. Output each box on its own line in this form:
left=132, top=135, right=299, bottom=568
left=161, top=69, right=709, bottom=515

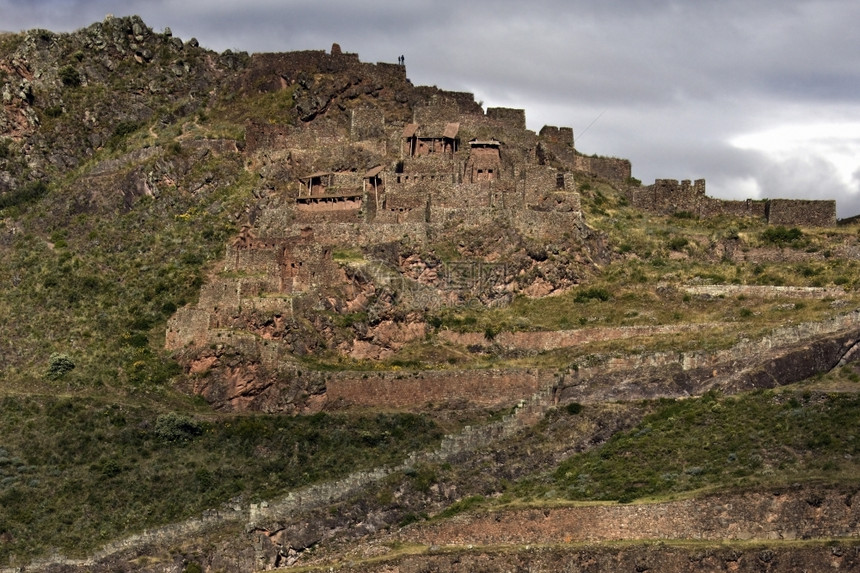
left=4, top=0, right=860, bottom=217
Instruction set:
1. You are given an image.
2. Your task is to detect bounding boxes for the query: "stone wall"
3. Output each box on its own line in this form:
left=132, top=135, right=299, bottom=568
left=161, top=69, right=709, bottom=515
left=539, top=125, right=574, bottom=147
left=439, top=323, right=719, bottom=353
left=245, top=121, right=346, bottom=154
left=293, top=207, right=362, bottom=224
left=243, top=48, right=406, bottom=91
left=313, top=543, right=860, bottom=573
left=682, top=284, right=846, bottom=299
left=432, top=181, right=493, bottom=209
left=712, top=198, right=768, bottom=219
left=485, top=107, right=526, bottom=130
left=559, top=310, right=860, bottom=404
left=326, top=368, right=547, bottom=409
left=522, top=165, right=562, bottom=200
left=574, top=155, right=632, bottom=182
left=630, top=179, right=837, bottom=226
left=768, top=198, right=837, bottom=226
left=411, top=87, right=484, bottom=115
left=512, top=208, right=582, bottom=241
left=412, top=97, right=462, bottom=125
left=284, top=221, right=430, bottom=248
left=165, top=307, right=211, bottom=350
left=628, top=178, right=707, bottom=214
left=398, top=487, right=860, bottom=546
left=350, top=108, right=385, bottom=141
left=629, top=179, right=765, bottom=220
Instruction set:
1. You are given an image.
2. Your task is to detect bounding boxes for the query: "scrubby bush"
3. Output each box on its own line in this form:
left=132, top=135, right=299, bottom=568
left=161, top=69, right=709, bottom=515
left=565, top=402, right=583, bottom=415
left=574, top=287, right=610, bottom=303
left=154, top=412, right=203, bottom=442
left=58, top=65, right=81, bottom=87
left=46, top=353, right=75, bottom=379
left=0, top=180, right=48, bottom=210
left=760, top=226, right=803, bottom=246
left=667, top=236, right=689, bottom=251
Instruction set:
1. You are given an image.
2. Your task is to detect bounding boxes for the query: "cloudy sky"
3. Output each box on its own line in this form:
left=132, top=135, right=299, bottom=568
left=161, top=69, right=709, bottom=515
left=4, top=0, right=860, bottom=217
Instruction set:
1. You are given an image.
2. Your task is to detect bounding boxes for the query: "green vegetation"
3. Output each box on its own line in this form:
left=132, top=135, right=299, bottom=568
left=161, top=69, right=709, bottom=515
left=543, top=385, right=860, bottom=503
left=0, top=180, right=48, bottom=210
left=58, top=65, right=81, bottom=87
left=760, top=226, right=804, bottom=247
left=0, top=396, right=442, bottom=561
left=437, top=494, right=485, bottom=518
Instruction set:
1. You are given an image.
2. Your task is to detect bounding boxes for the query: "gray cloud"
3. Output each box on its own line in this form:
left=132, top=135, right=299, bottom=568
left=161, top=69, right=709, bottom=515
left=3, top=0, right=860, bottom=217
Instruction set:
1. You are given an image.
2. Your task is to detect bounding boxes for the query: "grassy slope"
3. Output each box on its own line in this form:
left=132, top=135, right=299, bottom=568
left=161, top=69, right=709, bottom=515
left=0, top=395, right=442, bottom=560
left=546, top=374, right=860, bottom=503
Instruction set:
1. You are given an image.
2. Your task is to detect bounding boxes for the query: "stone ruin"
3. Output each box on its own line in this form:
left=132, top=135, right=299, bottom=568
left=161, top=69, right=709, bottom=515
left=165, top=44, right=843, bottom=413
left=629, top=179, right=837, bottom=226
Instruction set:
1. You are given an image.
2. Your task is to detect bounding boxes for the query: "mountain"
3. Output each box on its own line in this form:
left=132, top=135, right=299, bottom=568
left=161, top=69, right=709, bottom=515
left=1, top=15, right=859, bottom=572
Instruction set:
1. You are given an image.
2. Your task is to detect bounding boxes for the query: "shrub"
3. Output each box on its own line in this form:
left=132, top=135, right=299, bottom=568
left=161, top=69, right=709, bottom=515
left=667, top=236, right=689, bottom=251
left=672, top=211, right=696, bottom=220
left=760, top=226, right=803, bottom=246
left=46, top=353, right=75, bottom=380
left=106, top=120, right=143, bottom=151
left=154, top=412, right=203, bottom=442
left=405, top=463, right=437, bottom=493
left=565, top=402, right=583, bottom=415
left=58, top=65, right=81, bottom=87
left=438, top=495, right=484, bottom=518
left=44, top=106, right=64, bottom=118
left=574, top=287, right=610, bottom=303
left=0, top=180, right=48, bottom=210
left=112, top=120, right=142, bottom=138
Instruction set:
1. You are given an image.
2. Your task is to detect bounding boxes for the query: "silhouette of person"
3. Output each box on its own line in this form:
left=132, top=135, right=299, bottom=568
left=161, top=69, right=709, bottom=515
left=400, top=55, right=405, bottom=66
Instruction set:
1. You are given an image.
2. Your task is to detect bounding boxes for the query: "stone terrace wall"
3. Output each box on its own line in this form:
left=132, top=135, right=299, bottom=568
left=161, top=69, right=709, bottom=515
left=315, top=544, right=859, bottom=572
left=768, top=198, right=837, bottom=226
left=439, top=323, right=720, bottom=353
left=325, top=368, right=548, bottom=409
left=513, top=208, right=582, bottom=241
left=294, top=206, right=363, bottom=224
left=280, top=221, right=430, bottom=248
left=245, top=121, right=346, bottom=154
left=399, top=487, right=860, bottom=546
left=574, top=155, right=632, bottom=182
left=559, top=310, right=860, bottom=403
left=165, top=307, right=211, bottom=350
left=432, top=181, right=493, bottom=209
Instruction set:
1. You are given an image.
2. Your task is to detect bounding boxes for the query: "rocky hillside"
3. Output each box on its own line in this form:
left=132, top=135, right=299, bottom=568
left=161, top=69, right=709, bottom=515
left=1, top=16, right=860, bottom=572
